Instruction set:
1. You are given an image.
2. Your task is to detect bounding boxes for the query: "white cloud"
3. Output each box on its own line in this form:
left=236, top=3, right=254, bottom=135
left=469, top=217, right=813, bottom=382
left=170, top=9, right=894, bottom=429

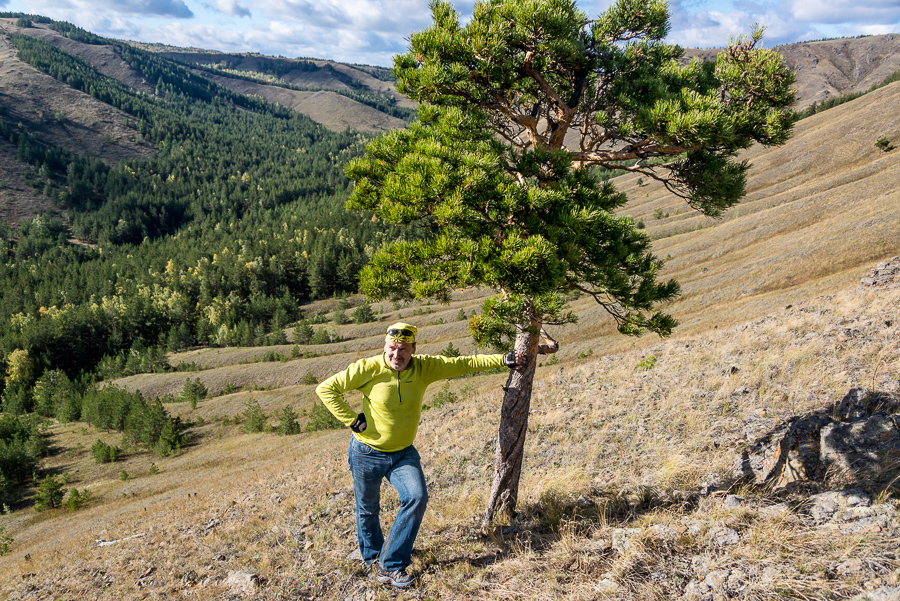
left=4, top=0, right=897, bottom=68
left=19, top=0, right=194, bottom=18
left=791, top=0, right=900, bottom=25
left=211, top=0, right=251, bottom=18
left=255, top=0, right=436, bottom=33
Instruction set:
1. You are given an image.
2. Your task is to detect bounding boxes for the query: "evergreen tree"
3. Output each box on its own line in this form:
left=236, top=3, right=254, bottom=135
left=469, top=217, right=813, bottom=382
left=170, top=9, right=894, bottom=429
left=276, top=405, right=301, bottom=435
left=351, top=302, right=376, bottom=324
left=346, top=0, right=796, bottom=524
left=34, top=474, right=65, bottom=511
left=292, top=319, right=314, bottom=344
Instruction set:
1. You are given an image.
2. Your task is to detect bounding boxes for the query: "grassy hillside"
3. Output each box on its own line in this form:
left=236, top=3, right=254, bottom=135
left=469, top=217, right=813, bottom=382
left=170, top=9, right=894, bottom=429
left=0, top=74, right=898, bottom=599
left=0, top=15, right=898, bottom=598
left=0, top=272, right=896, bottom=600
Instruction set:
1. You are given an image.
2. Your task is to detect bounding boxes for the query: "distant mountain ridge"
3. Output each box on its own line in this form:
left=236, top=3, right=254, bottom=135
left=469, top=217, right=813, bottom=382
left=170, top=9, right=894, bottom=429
left=0, top=14, right=898, bottom=230
left=684, top=33, right=900, bottom=110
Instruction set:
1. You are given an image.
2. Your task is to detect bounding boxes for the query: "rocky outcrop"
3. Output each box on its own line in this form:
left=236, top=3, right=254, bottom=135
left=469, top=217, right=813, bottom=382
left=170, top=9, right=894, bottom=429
left=860, top=257, right=900, bottom=289
left=734, top=388, right=900, bottom=490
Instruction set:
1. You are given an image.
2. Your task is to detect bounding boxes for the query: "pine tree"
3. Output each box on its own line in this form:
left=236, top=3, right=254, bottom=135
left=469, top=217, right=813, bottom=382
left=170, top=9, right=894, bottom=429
left=34, top=474, right=65, bottom=511
left=346, top=0, right=796, bottom=524
left=292, top=319, right=314, bottom=344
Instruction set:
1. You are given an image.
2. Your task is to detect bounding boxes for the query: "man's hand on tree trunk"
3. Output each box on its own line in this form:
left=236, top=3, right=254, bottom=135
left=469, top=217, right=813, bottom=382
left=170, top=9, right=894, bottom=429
left=502, top=350, right=527, bottom=370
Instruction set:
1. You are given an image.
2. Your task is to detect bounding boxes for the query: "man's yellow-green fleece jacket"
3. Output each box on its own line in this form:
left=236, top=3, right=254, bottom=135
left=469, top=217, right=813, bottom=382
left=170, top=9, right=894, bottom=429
left=315, top=353, right=504, bottom=452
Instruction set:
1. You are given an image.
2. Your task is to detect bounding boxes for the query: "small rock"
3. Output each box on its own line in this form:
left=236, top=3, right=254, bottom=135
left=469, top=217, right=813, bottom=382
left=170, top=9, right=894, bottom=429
left=346, top=548, right=363, bottom=562
left=835, top=558, right=866, bottom=578
left=645, top=524, right=678, bottom=541
left=851, top=585, right=900, bottom=601
left=576, top=495, right=595, bottom=508
left=703, top=569, right=730, bottom=589
left=226, top=570, right=259, bottom=595
left=181, top=570, right=199, bottom=585
left=596, top=578, right=620, bottom=594
left=723, top=495, right=744, bottom=508
left=808, top=488, right=871, bottom=522
left=708, top=526, right=740, bottom=546
left=611, top=528, right=641, bottom=553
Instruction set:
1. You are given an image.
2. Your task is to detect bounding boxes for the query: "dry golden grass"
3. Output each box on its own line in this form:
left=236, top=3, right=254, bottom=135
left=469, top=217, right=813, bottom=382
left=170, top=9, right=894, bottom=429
left=2, top=75, right=900, bottom=601
left=3, top=284, right=896, bottom=600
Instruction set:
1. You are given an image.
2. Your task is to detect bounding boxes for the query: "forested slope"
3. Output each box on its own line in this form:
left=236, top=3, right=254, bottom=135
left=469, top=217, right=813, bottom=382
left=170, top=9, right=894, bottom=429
left=0, top=15, right=419, bottom=411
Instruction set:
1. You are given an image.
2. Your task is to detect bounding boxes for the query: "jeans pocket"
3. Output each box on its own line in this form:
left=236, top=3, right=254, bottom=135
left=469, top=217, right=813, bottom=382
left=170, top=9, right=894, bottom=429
left=352, top=437, right=375, bottom=455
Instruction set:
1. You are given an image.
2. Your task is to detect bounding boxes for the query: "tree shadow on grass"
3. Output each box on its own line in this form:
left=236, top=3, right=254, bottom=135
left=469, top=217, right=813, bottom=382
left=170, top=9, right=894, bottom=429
left=426, top=487, right=692, bottom=573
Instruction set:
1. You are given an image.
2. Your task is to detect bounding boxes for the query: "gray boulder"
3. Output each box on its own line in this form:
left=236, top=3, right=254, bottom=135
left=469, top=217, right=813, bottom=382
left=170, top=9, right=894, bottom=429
left=734, top=389, right=900, bottom=490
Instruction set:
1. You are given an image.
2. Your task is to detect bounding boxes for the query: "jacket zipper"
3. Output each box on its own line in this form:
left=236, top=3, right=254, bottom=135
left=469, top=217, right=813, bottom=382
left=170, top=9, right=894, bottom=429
left=397, top=371, right=402, bottom=403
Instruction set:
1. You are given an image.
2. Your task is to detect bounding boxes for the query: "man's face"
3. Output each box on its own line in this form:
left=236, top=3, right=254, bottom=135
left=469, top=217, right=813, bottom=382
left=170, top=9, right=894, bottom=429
left=384, top=340, right=416, bottom=371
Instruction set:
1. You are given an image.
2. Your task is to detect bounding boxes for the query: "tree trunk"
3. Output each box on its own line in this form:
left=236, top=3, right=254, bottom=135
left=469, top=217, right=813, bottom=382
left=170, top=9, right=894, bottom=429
left=482, top=319, right=550, bottom=526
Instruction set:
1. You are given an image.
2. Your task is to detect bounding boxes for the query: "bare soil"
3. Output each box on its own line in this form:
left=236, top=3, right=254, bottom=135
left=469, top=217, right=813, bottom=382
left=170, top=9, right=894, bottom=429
left=198, top=70, right=407, bottom=133
left=0, top=21, right=155, bottom=224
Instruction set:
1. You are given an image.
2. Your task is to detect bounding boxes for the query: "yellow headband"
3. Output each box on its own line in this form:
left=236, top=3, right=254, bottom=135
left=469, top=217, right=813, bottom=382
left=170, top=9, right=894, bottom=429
left=385, top=322, right=417, bottom=344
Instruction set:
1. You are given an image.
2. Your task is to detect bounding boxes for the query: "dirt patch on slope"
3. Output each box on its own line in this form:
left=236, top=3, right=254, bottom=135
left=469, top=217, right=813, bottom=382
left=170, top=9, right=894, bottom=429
left=0, top=25, right=154, bottom=224
left=317, top=60, right=416, bottom=109
left=4, top=21, right=154, bottom=94
left=0, top=28, right=154, bottom=163
left=0, top=136, right=56, bottom=225
left=200, top=70, right=407, bottom=133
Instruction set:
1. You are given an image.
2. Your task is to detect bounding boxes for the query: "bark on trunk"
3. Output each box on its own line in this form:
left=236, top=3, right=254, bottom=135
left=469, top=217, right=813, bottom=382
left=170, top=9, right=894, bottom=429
left=482, top=322, right=556, bottom=526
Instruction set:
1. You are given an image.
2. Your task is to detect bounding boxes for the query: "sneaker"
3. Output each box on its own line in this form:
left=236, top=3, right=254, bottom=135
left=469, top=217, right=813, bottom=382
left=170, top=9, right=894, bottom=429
left=376, top=566, right=413, bottom=587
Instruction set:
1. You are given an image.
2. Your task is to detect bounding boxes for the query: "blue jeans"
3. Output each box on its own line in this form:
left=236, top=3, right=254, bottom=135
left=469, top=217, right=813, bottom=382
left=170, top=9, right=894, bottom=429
left=347, top=437, right=428, bottom=571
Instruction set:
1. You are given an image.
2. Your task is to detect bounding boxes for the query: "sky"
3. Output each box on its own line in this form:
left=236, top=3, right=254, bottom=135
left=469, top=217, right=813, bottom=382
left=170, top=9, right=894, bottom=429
left=2, top=0, right=899, bottom=67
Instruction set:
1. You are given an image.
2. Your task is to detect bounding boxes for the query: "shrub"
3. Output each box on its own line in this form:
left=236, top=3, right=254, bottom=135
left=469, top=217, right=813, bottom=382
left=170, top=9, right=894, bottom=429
left=429, top=382, right=457, bottom=409
left=305, top=401, right=342, bottom=432
left=636, top=355, right=657, bottom=371
left=302, top=372, right=318, bottom=385
left=0, top=526, right=11, bottom=555
left=0, top=471, right=13, bottom=508
left=65, top=488, right=90, bottom=511
left=456, top=307, right=467, bottom=321
left=0, top=414, right=45, bottom=484
left=352, top=302, right=376, bottom=324
left=441, top=342, right=460, bottom=358
left=154, top=420, right=185, bottom=457
left=876, top=137, right=896, bottom=152
left=119, top=470, right=129, bottom=481
left=293, top=319, right=314, bottom=344
left=277, top=406, right=301, bottom=435
left=332, top=309, right=350, bottom=325
left=33, top=370, right=81, bottom=421
left=91, top=439, right=120, bottom=463
left=179, top=377, right=207, bottom=408
left=311, top=326, right=341, bottom=345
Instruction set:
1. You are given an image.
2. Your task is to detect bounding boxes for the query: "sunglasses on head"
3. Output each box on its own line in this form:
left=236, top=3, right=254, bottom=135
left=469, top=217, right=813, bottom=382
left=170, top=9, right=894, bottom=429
left=387, top=328, right=414, bottom=338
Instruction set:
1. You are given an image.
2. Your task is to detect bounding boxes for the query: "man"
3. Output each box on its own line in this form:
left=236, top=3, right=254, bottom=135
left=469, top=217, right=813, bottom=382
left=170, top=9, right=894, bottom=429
left=316, top=322, right=522, bottom=587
